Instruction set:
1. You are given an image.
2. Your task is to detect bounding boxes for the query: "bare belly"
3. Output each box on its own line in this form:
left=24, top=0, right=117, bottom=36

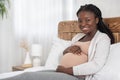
left=60, top=52, right=88, bottom=68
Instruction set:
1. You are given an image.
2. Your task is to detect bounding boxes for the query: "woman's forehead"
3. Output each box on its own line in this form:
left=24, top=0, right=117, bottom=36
left=78, top=11, right=95, bottom=18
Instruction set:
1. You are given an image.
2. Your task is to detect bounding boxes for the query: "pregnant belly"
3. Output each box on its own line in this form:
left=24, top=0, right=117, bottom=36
left=60, top=53, right=88, bottom=68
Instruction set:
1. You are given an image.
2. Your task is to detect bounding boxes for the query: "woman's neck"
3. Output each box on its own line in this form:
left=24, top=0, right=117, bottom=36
left=86, top=30, right=97, bottom=38
left=82, top=30, right=97, bottom=41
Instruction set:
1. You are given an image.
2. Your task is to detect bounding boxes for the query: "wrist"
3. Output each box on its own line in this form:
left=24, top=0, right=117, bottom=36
left=66, top=67, right=73, bottom=75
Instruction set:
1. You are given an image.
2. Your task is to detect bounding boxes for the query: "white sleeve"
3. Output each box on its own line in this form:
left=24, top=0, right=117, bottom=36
left=73, top=36, right=111, bottom=75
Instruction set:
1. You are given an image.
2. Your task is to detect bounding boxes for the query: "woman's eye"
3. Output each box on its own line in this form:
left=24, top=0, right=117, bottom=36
left=78, top=19, right=82, bottom=23
left=86, top=19, right=91, bottom=22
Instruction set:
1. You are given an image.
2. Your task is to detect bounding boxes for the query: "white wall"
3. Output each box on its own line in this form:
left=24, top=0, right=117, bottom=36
left=71, top=0, right=120, bottom=19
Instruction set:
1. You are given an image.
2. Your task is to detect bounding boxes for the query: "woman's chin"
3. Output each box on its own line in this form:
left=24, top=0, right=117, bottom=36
left=82, top=30, right=89, bottom=34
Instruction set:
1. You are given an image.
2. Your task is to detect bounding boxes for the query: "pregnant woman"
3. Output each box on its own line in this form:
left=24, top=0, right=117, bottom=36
left=56, top=4, right=114, bottom=80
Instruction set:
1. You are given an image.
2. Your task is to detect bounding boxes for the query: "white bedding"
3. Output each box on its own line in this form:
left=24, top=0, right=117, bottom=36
left=92, top=43, right=120, bottom=80
left=1, top=38, right=120, bottom=80
left=0, top=71, right=24, bottom=79
left=0, top=66, right=55, bottom=79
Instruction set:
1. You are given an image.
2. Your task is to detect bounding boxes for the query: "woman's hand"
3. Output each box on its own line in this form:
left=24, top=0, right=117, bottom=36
left=63, top=45, right=81, bottom=55
left=56, top=65, right=73, bottom=75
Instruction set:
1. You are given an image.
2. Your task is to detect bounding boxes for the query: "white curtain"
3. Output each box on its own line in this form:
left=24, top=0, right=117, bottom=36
left=12, top=0, right=77, bottom=66
left=13, top=0, right=62, bottom=66
left=0, top=0, right=78, bottom=73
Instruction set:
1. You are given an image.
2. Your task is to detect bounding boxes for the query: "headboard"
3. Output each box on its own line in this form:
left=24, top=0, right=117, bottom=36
left=58, top=17, right=120, bottom=43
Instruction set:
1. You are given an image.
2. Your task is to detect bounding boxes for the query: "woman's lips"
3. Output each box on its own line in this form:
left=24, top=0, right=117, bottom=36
left=81, top=27, right=89, bottom=30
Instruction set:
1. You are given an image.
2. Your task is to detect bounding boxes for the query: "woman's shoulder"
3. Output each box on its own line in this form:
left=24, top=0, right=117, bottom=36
left=96, top=31, right=110, bottom=41
left=91, top=31, right=110, bottom=44
left=99, top=31, right=110, bottom=39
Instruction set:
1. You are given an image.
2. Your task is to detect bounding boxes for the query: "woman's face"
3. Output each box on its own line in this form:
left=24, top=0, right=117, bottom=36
left=78, top=11, right=98, bottom=34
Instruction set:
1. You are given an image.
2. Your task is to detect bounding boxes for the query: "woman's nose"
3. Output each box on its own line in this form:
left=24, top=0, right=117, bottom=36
left=78, top=20, right=87, bottom=28
left=81, top=21, right=86, bottom=27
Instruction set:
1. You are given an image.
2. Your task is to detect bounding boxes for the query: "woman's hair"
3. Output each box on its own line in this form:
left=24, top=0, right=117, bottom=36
left=76, top=4, right=115, bottom=44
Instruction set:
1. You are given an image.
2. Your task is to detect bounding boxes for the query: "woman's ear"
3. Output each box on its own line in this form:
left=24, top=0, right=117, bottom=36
left=96, top=18, right=99, bottom=24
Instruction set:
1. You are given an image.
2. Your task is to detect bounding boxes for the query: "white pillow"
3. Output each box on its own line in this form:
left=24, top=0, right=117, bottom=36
left=45, top=37, right=71, bottom=70
left=93, top=42, right=120, bottom=80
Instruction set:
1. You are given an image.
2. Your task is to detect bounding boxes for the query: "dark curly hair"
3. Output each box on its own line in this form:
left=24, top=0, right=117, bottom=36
left=76, top=4, right=115, bottom=44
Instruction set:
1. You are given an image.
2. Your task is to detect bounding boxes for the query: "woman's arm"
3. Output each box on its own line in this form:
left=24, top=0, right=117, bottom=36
left=56, top=65, right=73, bottom=75
left=73, top=35, right=111, bottom=75
left=56, top=65, right=86, bottom=78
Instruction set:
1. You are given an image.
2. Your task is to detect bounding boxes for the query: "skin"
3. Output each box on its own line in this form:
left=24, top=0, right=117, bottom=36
left=63, top=45, right=81, bottom=55
left=56, top=11, right=99, bottom=75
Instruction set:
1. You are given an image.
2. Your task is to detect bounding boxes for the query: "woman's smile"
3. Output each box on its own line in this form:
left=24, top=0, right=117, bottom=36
left=82, top=27, right=89, bottom=31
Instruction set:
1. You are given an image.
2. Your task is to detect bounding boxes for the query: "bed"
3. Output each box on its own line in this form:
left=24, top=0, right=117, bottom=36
left=0, top=17, right=120, bottom=80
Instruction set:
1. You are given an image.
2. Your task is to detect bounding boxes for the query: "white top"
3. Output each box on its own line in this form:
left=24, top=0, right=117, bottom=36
left=72, top=31, right=111, bottom=80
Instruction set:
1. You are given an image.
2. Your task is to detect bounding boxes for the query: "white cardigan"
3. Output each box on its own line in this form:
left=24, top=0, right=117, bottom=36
left=72, top=31, right=111, bottom=80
